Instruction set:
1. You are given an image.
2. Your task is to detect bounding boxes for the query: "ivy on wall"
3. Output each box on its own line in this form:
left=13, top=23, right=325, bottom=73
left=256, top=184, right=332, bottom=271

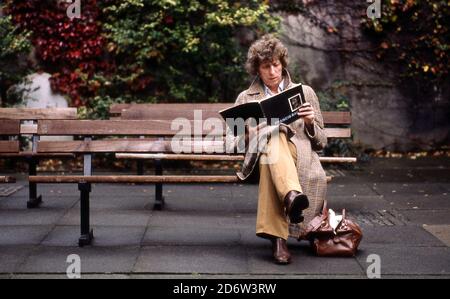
left=3, top=0, right=279, bottom=113
left=363, top=0, right=449, bottom=92
left=0, top=14, right=32, bottom=104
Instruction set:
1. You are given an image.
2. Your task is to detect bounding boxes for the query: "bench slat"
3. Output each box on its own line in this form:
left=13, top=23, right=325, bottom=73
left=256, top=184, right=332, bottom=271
left=115, top=153, right=357, bottom=163
left=0, top=141, right=20, bottom=153
left=37, top=139, right=168, bottom=153
left=29, top=175, right=333, bottom=184
left=116, top=153, right=244, bottom=161
left=0, top=120, right=20, bottom=135
left=121, top=109, right=223, bottom=121
left=37, top=120, right=350, bottom=138
left=36, top=139, right=232, bottom=153
left=37, top=120, right=224, bottom=136
left=326, top=128, right=351, bottom=138
left=121, top=108, right=351, bottom=125
left=0, top=108, right=77, bottom=120
left=0, top=152, right=74, bottom=158
left=109, top=103, right=230, bottom=115
left=30, top=175, right=240, bottom=184
left=0, top=176, right=16, bottom=183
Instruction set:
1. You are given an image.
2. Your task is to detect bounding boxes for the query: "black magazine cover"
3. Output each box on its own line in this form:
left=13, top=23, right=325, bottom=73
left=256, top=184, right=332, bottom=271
left=219, top=84, right=305, bottom=126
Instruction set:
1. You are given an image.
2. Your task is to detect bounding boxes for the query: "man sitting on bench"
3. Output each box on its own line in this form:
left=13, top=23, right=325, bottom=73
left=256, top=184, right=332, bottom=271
left=230, top=34, right=328, bottom=265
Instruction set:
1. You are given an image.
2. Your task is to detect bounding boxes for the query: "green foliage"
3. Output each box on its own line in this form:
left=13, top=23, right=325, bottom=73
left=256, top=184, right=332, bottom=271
left=97, top=0, right=279, bottom=106
left=0, top=13, right=32, bottom=103
left=362, top=0, right=449, bottom=91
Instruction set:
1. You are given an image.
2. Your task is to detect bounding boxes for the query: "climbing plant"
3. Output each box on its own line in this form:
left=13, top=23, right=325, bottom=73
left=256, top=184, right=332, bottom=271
left=362, top=0, right=449, bottom=92
left=4, top=0, right=279, bottom=113
left=0, top=13, right=32, bottom=104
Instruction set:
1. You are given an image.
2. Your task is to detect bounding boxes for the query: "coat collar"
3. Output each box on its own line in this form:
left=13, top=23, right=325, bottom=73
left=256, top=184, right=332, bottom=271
left=246, top=69, right=294, bottom=99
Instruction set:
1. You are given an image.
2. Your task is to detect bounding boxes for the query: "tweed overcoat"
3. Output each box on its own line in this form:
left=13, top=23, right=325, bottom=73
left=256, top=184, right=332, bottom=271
left=229, top=70, right=328, bottom=229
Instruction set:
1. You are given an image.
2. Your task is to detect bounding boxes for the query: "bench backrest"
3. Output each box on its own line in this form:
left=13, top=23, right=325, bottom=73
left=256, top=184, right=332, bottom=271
left=0, top=108, right=78, bottom=120
left=0, top=108, right=78, bottom=135
left=110, top=103, right=352, bottom=139
left=0, top=120, right=20, bottom=153
left=34, top=119, right=224, bottom=154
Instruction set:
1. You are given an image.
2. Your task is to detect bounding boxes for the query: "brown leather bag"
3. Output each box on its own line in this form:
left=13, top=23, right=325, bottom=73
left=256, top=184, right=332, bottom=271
left=305, top=200, right=363, bottom=257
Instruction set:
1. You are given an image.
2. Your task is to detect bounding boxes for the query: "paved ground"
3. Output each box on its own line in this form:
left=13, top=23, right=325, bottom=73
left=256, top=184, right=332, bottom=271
left=0, top=157, right=449, bottom=279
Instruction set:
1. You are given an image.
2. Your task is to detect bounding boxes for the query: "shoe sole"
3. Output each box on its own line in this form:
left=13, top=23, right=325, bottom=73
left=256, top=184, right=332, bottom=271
left=288, top=194, right=309, bottom=224
left=274, top=259, right=291, bottom=265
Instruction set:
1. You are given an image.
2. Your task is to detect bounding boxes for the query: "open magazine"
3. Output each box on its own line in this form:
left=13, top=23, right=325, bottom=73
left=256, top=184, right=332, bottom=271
left=219, top=84, right=306, bottom=126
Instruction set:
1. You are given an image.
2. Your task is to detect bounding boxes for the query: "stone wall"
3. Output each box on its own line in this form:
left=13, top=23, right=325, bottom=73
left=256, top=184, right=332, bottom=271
left=278, top=3, right=449, bottom=151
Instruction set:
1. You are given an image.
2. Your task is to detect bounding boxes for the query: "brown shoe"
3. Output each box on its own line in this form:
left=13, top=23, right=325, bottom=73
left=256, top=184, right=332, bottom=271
left=271, top=238, right=291, bottom=265
left=284, top=190, right=309, bottom=224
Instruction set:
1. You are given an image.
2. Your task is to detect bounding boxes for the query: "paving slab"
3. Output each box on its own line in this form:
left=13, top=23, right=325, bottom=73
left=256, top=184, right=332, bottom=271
left=0, top=246, right=35, bottom=273
left=370, top=182, right=446, bottom=197
left=133, top=246, right=250, bottom=274
left=57, top=209, right=151, bottom=227
left=358, top=225, right=446, bottom=247
left=147, top=211, right=242, bottom=229
left=327, top=195, right=390, bottom=212
left=17, top=246, right=140, bottom=274
left=42, top=226, right=146, bottom=247
left=248, top=242, right=364, bottom=276
left=423, top=225, right=450, bottom=247
left=381, top=193, right=450, bottom=210
left=143, top=226, right=240, bottom=247
left=326, top=183, right=379, bottom=197
left=355, top=245, right=450, bottom=276
left=401, top=210, right=450, bottom=225
left=0, top=226, right=52, bottom=246
left=0, top=209, right=65, bottom=226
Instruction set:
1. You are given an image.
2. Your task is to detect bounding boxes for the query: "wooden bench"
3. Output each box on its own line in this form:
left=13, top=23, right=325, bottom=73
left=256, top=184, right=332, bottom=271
left=28, top=102, right=355, bottom=246
left=28, top=119, right=244, bottom=246
left=0, top=119, right=21, bottom=184
left=0, top=108, right=77, bottom=206
left=112, top=103, right=356, bottom=239
left=111, top=103, right=356, bottom=199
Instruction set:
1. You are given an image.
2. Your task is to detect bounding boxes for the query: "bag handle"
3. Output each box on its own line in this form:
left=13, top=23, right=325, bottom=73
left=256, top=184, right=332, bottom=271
left=322, top=199, right=328, bottom=216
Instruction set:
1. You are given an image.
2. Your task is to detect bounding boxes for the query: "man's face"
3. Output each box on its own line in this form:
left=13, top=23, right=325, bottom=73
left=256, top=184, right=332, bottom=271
left=258, top=58, right=283, bottom=91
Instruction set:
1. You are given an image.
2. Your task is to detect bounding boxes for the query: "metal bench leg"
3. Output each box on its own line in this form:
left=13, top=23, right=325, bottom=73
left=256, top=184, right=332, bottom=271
left=27, top=158, right=42, bottom=209
left=78, top=183, right=94, bottom=247
left=154, top=159, right=165, bottom=210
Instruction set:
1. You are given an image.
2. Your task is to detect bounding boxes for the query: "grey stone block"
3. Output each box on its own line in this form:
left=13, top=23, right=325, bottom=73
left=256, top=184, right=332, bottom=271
left=358, top=225, right=446, bottom=247
left=143, top=226, right=240, bottom=246
left=133, top=246, right=249, bottom=274
left=401, top=210, right=450, bottom=226
left=57, top=209, right=151, bottom=227
left=0, top=246, right=34, bottom=273
left=42, top=226, right=146, bottom=247
left=18, top=246, right=140, bottom=274
left=0, top=210, right=65, bottom=226
left=356, top=246, right=450, bottom=275
left=248, top=242, right=364, bottom=275
left=0, top=226, right=52, bottom=246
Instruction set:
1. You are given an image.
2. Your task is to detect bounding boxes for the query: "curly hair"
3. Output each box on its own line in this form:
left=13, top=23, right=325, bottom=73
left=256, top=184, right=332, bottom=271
left=245, top=34, right=289, bottom=76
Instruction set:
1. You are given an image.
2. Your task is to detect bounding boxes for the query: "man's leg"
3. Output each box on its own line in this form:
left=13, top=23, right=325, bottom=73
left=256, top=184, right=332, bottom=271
left=256, top=131, right=301, bottom=240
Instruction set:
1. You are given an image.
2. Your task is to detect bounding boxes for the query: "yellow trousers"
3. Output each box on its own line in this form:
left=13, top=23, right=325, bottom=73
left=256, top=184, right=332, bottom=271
left=256, top=131, right=303, bottom=240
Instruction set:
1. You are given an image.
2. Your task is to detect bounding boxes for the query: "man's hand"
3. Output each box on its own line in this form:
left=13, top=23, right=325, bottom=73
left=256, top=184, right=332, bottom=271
left=298, top=102, right=315, bottom=129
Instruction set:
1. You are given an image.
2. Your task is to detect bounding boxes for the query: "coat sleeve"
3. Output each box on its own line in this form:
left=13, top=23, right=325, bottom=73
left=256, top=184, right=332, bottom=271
left=303, top=85, right=328, bottom=152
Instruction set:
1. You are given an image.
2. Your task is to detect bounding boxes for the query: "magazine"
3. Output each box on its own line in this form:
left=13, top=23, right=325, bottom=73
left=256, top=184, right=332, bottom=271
left=219, top=84, right=305, bottom=126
